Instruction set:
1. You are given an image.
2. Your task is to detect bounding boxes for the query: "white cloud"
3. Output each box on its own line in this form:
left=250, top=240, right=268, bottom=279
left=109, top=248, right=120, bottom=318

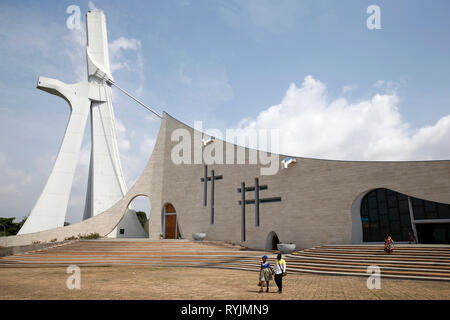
left=342, top=84, right=357, bottom=94
left=0, top=153, right=32, bottom=196
left=115, top=119, right=131, bottom=152
left=178, top=64, right=193, bottom=85
left=109, top=37, right=142, bottom=73
left=139, top=136, right=156, bottom=156
left=63, top=21, right=87, bottom=82
left=88, top=1, right=99, bottom=11
left=237, top=75, right=450, bottom=161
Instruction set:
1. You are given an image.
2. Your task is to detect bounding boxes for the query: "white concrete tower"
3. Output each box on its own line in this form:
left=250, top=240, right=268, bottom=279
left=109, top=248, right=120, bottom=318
left=19, top=10, right=147, bottom=238
left=82, top=10, right=147, bottom=238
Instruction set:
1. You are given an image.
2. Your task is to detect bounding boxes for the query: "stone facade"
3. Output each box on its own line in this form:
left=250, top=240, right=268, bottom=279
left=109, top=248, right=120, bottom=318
left=2, top=112, right=450, bottom=249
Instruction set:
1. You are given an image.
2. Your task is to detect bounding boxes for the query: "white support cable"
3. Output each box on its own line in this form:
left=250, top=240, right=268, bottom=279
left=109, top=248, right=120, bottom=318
left=107, top=80, right=162, bottom=119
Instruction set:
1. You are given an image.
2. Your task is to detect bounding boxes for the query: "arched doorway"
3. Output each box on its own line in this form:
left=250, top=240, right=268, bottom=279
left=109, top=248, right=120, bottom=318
left=162, top=203, right=182, bottom=239
left=265, top=231, right=280, bottom=250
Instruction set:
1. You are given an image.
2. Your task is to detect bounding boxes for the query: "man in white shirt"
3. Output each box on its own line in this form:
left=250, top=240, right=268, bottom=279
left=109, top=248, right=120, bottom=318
left=273, top=253, right=287, bottom=294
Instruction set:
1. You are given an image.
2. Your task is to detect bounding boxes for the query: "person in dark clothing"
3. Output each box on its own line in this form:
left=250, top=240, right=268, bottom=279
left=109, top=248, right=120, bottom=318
left=273, top=254, right=287, bottom=293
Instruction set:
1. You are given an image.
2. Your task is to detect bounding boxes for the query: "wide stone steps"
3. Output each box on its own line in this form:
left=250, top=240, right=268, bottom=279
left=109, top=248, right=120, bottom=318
left=1, top=240, right=449, bottom=281
left=286, top=244, right=450, bottom=281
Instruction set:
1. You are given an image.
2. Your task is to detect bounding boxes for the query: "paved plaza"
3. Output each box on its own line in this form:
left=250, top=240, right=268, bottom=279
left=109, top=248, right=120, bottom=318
left=0, top=266, right=449, bottom=300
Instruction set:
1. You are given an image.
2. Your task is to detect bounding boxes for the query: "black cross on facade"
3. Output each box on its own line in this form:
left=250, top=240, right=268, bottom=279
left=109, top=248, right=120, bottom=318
left=237, top=178, right=282, bottom=242
left=200, top=165, right=223, bottom=224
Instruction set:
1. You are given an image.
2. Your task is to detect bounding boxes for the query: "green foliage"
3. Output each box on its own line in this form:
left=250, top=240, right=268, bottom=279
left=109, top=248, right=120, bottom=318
left=135, top=211, right=148, bottom=228
left=79, top=233, right=101, bottom=239
left=64, top=232, right=101, bottom=240
left=0, top=216, right=27, bottom=236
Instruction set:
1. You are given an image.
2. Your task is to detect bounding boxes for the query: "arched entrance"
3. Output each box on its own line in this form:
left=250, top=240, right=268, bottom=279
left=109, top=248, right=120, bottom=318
left=109, top=195, right=149, bottom=238
left=358, top=188, right=450, bottom=244
left=162, top=203, right=182, bottom=239
left=265, top=231, right=280, bottom=250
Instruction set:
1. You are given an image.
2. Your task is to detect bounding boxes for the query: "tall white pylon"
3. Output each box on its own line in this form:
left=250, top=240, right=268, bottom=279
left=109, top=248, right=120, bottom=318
left=19, top=10, right=147, bottom=238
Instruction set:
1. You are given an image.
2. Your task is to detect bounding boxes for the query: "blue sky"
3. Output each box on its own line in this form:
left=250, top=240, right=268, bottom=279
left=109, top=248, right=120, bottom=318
left=1, top=0, right=450, bottom=223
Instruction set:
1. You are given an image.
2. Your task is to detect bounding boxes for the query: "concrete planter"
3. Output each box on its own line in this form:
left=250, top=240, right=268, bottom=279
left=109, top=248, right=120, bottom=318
left=192, top=233, right=206, bottom=241
left=277, top=243, right=296, bottom=254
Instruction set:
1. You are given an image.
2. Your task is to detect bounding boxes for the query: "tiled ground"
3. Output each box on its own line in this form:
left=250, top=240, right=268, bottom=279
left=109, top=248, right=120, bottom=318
left=0, top=266, right=449, bottom=300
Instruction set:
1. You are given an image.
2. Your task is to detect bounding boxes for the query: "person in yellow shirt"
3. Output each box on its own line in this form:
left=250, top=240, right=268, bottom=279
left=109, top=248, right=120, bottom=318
left=273, top=254, right=287, bottom=294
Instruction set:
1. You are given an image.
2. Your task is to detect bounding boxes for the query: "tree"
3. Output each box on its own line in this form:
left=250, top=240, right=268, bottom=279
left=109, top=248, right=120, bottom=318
left=0, top=216, right=27, bottom=236
left=135, top=211, right=148, bottom=228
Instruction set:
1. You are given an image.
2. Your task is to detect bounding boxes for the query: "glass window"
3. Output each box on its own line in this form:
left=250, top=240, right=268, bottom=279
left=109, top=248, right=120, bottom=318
left=424, top=201, right=438, bottom=219
left=361, top=188, right=412, bottom=242
left=412, top=198, right=423, bottom=206
left=379, top=213, right=389, bottom=223
left=397, top=193, right=407, bottom=200
left=399, top=200, right=409, bottom=214
left=413, top=204, right=425, bottom=220
left=432, top=225, right=446, bottom=243
left=377, top=189, right=386, bottom=201
left=411, top=197, right=450, bottom=220
left=400, top=213, right=410, bottom=226
left=424, top=201, right=436, bottom=212
left=389, top=207, right=399, bottom=221
left=363, top=190, right=450, bottom=243
left=438, top=204, right=450, bottom=219
left=387, top=195, right=397, bottom=208
left=380, top=222, right=390, bottom=237
left=368, top=197, right=378, bottom=209
left=401, top=226, right=410, bottom=240
left=370, top=209, right=378, bottom=221
left=361, top=200, right=368, bottom=217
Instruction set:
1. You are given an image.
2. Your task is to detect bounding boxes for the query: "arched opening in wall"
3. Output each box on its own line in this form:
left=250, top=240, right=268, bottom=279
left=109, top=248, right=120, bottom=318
left=129, top=195, right=151, bottom=231
left=111, top=195, right=150, bottom=238
left=265, top=231, right=280, bottom=250
left=162, top=203, right=183, bottom=239
left=359, top=188, right=450, bottom=244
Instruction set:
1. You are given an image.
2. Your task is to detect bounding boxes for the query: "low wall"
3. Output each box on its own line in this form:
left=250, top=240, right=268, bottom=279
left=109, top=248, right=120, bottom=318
left=0, top=240, right=72, bottom=257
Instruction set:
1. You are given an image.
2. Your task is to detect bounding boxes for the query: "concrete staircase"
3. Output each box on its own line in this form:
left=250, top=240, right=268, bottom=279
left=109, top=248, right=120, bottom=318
left=286, top=244, right=450, bottom=281
left=0, top=240, right=266, bottom=270
left=1, top=240, right=449, bottom=281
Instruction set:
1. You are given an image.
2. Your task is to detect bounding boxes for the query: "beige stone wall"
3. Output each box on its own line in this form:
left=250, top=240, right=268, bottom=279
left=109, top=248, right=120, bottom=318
left=156, top=113, right=450, bottom=250
left=2, top=112, right=450, bottom=249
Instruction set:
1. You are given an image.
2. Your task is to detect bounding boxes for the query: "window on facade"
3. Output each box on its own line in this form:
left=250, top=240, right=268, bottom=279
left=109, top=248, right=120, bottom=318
left=361, top=188, right=412, bottom=242
left=411, top=196, right=450, bottom=220
left=362, top=188, right=450, bottom=242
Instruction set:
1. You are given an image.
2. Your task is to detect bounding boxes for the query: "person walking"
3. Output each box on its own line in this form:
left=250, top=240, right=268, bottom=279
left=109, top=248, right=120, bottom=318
left=409, top=229, right=417, bottom=244
left=273, top=254, right=287, bottom=294
left=259, top=255, right=273, bottom=293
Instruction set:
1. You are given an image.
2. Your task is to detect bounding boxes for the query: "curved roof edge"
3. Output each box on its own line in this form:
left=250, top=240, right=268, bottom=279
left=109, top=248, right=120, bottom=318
left=161, top=111, right=450, bottom=164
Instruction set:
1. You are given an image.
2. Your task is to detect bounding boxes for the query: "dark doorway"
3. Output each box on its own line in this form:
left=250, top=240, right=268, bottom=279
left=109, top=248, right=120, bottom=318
left=265, top=231, right=280, bottom=250
left=416, top=223, right=450, bottom=244
left=272, top=234, right=280, bottom=250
